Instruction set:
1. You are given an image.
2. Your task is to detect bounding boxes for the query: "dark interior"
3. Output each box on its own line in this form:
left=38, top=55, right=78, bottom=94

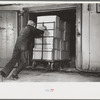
left=29, top=9, right=76, bottom=59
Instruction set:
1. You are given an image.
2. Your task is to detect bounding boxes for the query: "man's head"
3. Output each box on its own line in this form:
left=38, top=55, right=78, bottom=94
left=27, top=20, right=36, bottom=27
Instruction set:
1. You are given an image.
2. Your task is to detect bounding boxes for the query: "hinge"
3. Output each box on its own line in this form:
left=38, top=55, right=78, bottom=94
left=87, top=4, right=91, bottom=11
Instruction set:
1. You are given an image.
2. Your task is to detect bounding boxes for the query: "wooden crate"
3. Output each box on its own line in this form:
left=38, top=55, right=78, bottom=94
left=37, top=15, right=60, bottom=28
left=60, top=40, right=66, bottom=51
left=33, top=51, right=52, bottom=60
left=37, top=23, right=61, bottom=38
left=35, top=37, right=53, bottom=44
left=34, top=44, right=53, bottom=50
left=37, top=22, right=54, bottom=30
left=34, top=37, right=60, bottom=50
left=34, top=15, right=70, bottom=61
left=54, top=50, right=60, bottom=60
left=60, top=20, right=64, bottom=31
left=54, top=38, right=60, bottom=50
left=60, top=51, right=69, bottom=60
left=33, top=50, right=60, bottom=60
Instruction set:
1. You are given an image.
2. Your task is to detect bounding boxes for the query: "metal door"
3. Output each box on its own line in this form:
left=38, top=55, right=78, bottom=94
left=89, top=4, right=100, bottom=71
left=81, top=4, right=100, bottom=72
left=0, top=11, right=18, bottom=67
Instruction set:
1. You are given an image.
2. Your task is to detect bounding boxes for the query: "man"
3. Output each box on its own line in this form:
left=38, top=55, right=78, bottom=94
left=0, top=20, right=46, bottom=80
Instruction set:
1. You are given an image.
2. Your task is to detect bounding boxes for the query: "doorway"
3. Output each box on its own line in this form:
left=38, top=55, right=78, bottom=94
left=28, top=8, right=76, bottom=68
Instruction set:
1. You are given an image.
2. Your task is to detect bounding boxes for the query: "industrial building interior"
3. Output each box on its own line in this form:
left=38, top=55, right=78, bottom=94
left=30, top=9, right=76, bottom=59
left=0, top=4, right=100, bottom=82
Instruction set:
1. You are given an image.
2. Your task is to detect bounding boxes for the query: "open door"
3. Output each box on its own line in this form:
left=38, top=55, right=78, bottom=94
left=0, top=11, right=18, bottom=67
left=89, top=4, right=100, bottom=71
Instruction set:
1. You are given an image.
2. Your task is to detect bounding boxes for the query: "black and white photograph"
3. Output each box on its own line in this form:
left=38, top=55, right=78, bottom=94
left=0, top=2, right=100, bottom=82
left=0, top=1, right=100, bottom=99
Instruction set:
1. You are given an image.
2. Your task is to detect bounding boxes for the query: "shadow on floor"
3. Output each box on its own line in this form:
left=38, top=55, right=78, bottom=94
left=1, top=66, right=100, bottom=82
left=25, top=67, right=100, bottom=77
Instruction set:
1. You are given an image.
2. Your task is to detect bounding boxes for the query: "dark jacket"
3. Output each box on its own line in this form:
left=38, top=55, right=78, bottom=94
left=15, top=25, right=44, bottom=51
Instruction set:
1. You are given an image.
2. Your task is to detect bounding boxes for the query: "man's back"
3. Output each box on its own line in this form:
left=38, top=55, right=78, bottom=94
left=15, top=25, right=34, bottom=51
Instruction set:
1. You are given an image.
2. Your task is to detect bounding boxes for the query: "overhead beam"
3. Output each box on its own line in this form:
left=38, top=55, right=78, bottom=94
left=0, top=6, right=23, bottom=11
left=24, top=4, right=77, bottom=13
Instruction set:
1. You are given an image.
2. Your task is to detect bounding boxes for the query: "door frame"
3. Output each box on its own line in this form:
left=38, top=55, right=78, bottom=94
left=76, top=4, right=82, bottom=70
left=23, top=4, right=82, bottom=68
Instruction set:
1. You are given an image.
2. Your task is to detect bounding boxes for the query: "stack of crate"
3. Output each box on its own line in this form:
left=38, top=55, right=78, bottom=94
left=33, top=15, right=70, bottom=60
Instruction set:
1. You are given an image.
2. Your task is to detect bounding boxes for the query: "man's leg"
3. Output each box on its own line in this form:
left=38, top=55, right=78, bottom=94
left=11, top=51, right=28, bottom=78
left=0, top=49, right=20, bottom=78
left=28, top=43, right=33, bottom=66
left=29, top=49, right=33, bottom=66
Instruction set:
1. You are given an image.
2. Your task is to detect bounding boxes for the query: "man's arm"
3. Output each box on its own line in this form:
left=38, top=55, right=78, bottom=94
left=34, top=28, right=44, bottom=38
left=34, top=26, right=47, bottom=38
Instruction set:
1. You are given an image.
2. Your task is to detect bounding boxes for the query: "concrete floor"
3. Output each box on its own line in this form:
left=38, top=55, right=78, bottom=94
left=1, top=66, right=100, bottom=82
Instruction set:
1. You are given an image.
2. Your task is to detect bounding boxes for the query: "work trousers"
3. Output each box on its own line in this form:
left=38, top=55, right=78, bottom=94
left=28, top=44, right=33, bottom=66
left=1, top=47, right=28, bottom=77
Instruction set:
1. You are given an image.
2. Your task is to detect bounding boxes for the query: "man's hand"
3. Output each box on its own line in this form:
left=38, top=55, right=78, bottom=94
left=38, top=26, right=47, bottom=31
left=43, top=26, right=47, bottom=30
